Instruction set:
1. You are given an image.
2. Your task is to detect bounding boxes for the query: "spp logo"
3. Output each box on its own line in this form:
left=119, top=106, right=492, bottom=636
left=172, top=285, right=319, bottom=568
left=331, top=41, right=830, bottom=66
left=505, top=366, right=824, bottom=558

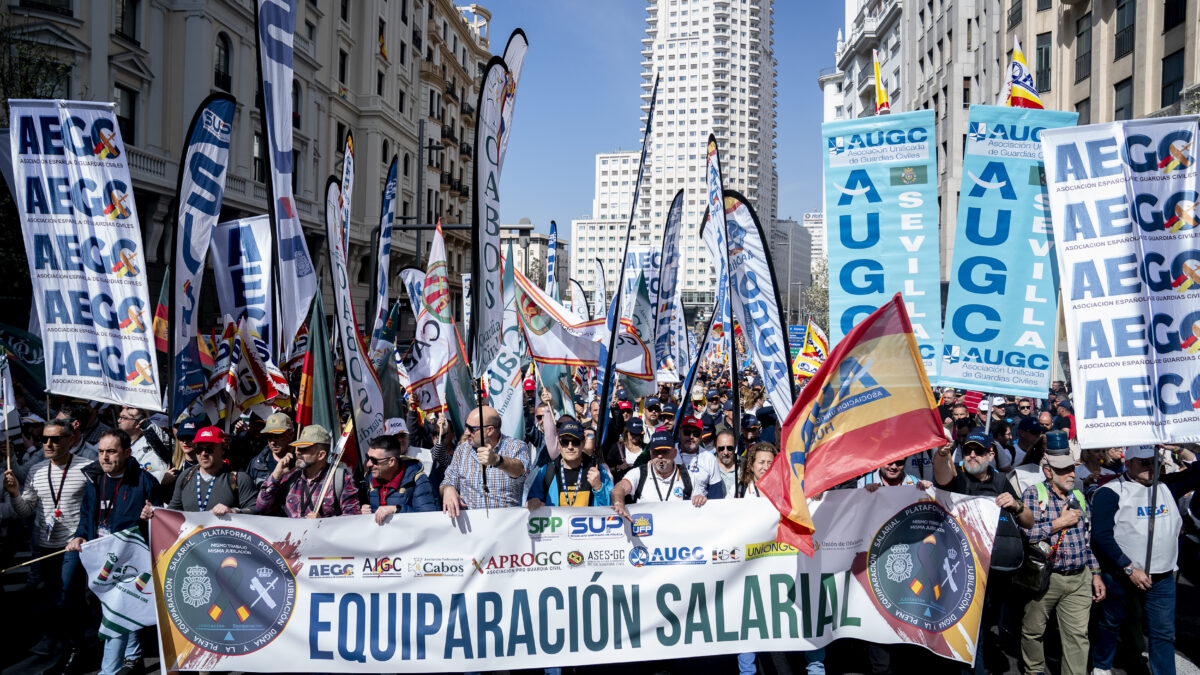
left=360, top=557, right=403, bottom=578
left=628, top=546, right=706, bottom=567
left=307, top=557, right=356, bottom=578
left=569, top=515, right=624, bottom=539
left=528, top=515, right=563, bottom=538
left=631, top=513, right=654, bottom=537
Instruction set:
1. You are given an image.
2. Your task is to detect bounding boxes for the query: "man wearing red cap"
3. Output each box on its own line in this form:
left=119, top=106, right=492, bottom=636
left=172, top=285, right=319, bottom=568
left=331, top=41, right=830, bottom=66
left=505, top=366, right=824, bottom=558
left=164, top=426, right=257, bottom=514
left=676, top=415, right=724, bottom=498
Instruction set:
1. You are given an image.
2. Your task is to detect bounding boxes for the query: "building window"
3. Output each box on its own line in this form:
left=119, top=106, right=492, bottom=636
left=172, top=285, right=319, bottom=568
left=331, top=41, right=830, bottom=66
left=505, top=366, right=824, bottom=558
left=1114, top=78, right=1133, bottom=120
left=1007, top=0, right=1022, bottom=30
left=1162, top=49, right=1185, bottom=108
left=305, top=20, right=317, bottom=45
left=1164, top=0, right=1185, bottom=31
left=338, top=50, right=348, bottom=83
left=398, top=90, right=405, bottom=114
left=253, top=132, right=266, bottom=182
left=340, top=0, right=349, bottom=22
left=403, top=153, right=410, bottom=177
left=113, top=84, right=136, bottom=145
left=214, top=33, right=232, bottom=91
left=1074, top=14, right=1091, bottom=83
left=292, top=83, right=301, bottom=128
left=1114, top=0, right=1135, bottom=60
left=115, top=0, right=138, bottom=42
left=376, top=71, right=384, bottom=95
left=1075, top=98, right=1090, bottom=125
left=336, top=122, right=346, bottom=154
left=1036, top=0, right=1050, bottom=9
left=963, top=77, right=971, bottom=108
left=382, top=139, right=390, bottom=162
left=1034, top=32, right=1051, bottom=92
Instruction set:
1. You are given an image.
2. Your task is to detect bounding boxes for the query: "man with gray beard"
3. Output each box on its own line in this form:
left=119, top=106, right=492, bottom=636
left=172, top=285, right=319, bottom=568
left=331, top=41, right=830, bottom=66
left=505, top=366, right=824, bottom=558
left=935, top=429, right=1033, bottom=674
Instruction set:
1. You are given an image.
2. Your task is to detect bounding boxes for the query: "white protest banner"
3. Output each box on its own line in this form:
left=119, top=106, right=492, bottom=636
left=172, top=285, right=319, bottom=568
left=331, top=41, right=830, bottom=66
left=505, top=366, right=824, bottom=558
left=81, top=528, right=157, bottom=639
left=210, top=215, right=274, bottom=340
left=10, top=99, right=161, bottom=409
left=150, top=489, right=996, bottom=672
left=1041, top=117, right=1200, bottom=446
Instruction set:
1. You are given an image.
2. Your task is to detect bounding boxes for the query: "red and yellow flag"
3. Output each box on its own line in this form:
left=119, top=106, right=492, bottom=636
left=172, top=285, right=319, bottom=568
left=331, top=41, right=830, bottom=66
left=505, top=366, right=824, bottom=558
left=759, top=294, right=946, bottom=555
left=873, top=49, right=890, bottom=115
left=1004, top=37, right=1044, bottom=109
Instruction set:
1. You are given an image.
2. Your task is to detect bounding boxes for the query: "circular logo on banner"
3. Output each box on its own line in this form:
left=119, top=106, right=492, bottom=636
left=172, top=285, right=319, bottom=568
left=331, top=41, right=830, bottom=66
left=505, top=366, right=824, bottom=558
left=162, top=527, right=296, bottom=654
left=518, top=293, right=552, bottom=335
left=866, top=502, right=976, bottom=633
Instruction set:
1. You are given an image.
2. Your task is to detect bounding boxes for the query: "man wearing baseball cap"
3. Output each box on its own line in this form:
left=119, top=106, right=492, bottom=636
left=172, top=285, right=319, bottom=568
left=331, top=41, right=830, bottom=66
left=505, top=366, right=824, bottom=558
left=701, top=389, right=722, bottom=430
left=1017, top=431, right=1103, bottom=675
left=165, top=426, right=257, bottom=514
left=1090, top=445, right=1199, bottom=675
left=659, top=402, right=677, bottom=432
left=611, top=431, right=708, bottom=520
left=607, top=417, right=647, bottom=483
left=247, top=412, right=296, bottom=488
left=643, top=397, right=662, bottom=430
left=257, top=425, right=361, bottom=518
left=676, top=415, right=724, bottom=498
left=527, top=419, right=613, bottom=508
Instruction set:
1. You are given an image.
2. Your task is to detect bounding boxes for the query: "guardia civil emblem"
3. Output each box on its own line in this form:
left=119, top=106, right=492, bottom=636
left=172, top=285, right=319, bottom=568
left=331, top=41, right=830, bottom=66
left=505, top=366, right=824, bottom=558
left=900, top=167, right=917, bottom=184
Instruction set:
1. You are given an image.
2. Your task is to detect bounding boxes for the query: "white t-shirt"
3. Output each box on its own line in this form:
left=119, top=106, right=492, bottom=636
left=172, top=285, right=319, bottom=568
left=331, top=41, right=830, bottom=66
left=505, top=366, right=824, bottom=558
left=623, top=466, right=694, bottom=501
left=676, top=451, right=722, bottom=493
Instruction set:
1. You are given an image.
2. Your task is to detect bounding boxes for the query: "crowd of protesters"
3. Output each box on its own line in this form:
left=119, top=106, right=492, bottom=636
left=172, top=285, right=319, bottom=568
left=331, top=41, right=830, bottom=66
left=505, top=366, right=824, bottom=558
left=0, top=368, right=1197, bottom=675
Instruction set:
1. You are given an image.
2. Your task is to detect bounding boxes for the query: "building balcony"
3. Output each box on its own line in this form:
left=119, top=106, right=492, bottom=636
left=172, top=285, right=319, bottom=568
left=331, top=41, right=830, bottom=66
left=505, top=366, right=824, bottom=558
left=460, top=141, right=472, bottom=158
left=460, top=185, right=470, bottom=200
left=444, top=83, right=458, bottom=102
left=461, top=100, right=475, bottom=119
left=440, top=172, right=451, bottom=188
left=449, top=178, right=462, bottom=196
left=441, top=125, right=457, bottom=146
left=413, top=30, right=423, bottom=52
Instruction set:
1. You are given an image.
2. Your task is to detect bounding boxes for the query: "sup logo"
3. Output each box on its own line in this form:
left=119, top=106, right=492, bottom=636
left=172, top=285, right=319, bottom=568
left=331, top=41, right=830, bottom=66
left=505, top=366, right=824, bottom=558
left=162, top=526, right=296, bottom=654
left=867, top=502, right=976, bottom=633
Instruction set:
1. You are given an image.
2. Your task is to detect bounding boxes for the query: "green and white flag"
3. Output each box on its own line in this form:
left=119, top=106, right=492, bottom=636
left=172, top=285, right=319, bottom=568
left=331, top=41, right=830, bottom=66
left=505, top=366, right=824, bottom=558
left=80, top=528, right=156, bottom=639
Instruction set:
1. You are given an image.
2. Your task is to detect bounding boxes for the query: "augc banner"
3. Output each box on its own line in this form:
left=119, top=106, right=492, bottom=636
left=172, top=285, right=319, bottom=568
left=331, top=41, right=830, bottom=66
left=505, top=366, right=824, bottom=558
left=1041, top=117, right=1200, bottom=446
left=150, top=489, right=997, bottom=672
left=823, top=111, right=941, bottom=378
left=10, top=100, right=161, bottom=409
left=941, top=106, right=1077, bottom=397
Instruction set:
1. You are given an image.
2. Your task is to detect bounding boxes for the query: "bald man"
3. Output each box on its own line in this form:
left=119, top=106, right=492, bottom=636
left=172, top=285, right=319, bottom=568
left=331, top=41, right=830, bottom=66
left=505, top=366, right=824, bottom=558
left=440, top=406, right=532, bottom=517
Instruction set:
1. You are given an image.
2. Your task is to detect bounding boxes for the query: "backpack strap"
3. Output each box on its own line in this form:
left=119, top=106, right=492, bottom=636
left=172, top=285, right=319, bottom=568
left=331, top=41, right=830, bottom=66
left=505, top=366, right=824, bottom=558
left=1034, top=481, right=1048, bottom=509
left=182, top=465, right=200, bottom=492
left=679, top=466, right=693, bottom=499
left=543, top=457, right=560, bottom=501
left=633, top=464, right=649, bottom=501
left=227, top=469, right=238, bottom=493
left=333, top=464, right=345, bottom=503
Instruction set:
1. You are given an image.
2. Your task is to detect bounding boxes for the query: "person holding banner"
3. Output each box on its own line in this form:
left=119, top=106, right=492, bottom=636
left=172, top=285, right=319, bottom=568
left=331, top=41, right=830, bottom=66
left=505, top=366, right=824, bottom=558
left=441, top=406, right=531, bottom=517
left=115, top=407, right=172, bottom=482
left=361, top=435, right=437, bottom=523
left=65, top=429, right=159, bottom=675
left=1090, top=445, right=1199, bottom=675
left=677, top=416, right=724, bottom=498
left=611, top=431, right=707, bottom=519
left=257, top=425, right=361, bottom=518
left=4, top=418, right=92, bottom=663
left=1017, top=433, right=1104, bottom=675
left=165, top=427, right=257, bottom=514
left=527, top=418, right=613, bottom=508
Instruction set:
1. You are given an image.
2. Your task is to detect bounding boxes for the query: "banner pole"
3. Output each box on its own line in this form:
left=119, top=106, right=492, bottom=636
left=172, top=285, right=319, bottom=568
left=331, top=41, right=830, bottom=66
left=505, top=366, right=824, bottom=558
left=1144, top=446, right=1161, bottom=570
left=984, top=393, right=993, bottom=435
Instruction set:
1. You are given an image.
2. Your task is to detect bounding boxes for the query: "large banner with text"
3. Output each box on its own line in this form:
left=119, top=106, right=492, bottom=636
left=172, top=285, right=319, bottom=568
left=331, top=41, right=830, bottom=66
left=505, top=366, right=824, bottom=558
left=9, top=99, right=161, bottom=409
left=1041, top=117, right=1200, bottom=446
left=823, top=111, right=941, bottom=378
left=941, top=106, right=1076, bottom=397
left=150, top=490, right=998, bottom=672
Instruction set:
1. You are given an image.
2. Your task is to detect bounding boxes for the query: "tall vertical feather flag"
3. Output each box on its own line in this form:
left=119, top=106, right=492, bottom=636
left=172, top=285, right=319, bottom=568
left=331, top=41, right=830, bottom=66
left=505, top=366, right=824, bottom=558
left=1004, top=37, right=1044, bottom=109
left=873, top=49, right=891, bottom=115
left=758, top=295, right=946, bottom=555
left=296, top=291, right=337, bottom=431
left=153, top=267, right=169, bottom=353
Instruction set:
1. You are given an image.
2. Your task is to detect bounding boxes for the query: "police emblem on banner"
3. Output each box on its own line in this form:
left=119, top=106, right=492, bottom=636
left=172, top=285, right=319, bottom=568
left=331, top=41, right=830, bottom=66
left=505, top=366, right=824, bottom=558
left=866, top=502, right=976, bottom=633
left=162, top=527, right=296, bottom=654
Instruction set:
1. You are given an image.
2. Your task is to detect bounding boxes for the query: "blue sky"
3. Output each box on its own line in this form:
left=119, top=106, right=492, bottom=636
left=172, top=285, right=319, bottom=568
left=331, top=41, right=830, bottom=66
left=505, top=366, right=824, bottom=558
left=481, top=1, right=843, bottom=237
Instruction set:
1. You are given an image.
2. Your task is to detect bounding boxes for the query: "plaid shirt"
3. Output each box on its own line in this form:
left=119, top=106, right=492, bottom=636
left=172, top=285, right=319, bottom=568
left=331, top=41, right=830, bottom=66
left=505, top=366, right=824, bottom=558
left=256, top=464, right=361, bottom=518
left=444, top=435, right=531, bottom=510
left=1021, top=480, right=1099, bottom=572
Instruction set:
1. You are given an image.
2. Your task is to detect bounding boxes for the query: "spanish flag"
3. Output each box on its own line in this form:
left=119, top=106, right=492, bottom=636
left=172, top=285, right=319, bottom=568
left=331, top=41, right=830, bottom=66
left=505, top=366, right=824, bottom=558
left=152, top=268, right=169, bottom=353
left=759, top=294, right=946, bottom=555
left=1004, top=37, right=1044, bottom=109
left=873, top=49, right=890, bottom=115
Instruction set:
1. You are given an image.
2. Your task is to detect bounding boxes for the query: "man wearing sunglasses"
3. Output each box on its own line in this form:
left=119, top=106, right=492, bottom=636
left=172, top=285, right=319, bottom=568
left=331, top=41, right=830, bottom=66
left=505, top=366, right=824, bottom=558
left=676, top=415, right=724, bottom=498
left=361, top=435, right=436, bottom=524
left=1011, top=397, right=1036, bottom=427
left=4, top=418, right=92, bottom=664
left=714, top=430, right=740, bottom=498
left=527, top=419, right=612, bottom=509
left=643, top=397, right=662, bottom=430
left=441, top=406, right=531, bottom=518
left=165, top=426, right=257, bottom=514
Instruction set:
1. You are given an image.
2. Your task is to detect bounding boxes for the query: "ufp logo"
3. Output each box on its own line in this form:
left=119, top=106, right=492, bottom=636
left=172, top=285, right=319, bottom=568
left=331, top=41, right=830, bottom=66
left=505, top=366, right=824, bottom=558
left=630, top=513, right=654, bottom=537
left=569, top=515, right=624, bottom=539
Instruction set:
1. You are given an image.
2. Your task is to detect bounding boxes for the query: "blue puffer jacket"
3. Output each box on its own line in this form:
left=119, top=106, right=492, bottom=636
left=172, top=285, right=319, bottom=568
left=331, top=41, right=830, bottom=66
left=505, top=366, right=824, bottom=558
left=366, top=458, right=437, bottom=513
left=74, top=459, right=160, bottom=542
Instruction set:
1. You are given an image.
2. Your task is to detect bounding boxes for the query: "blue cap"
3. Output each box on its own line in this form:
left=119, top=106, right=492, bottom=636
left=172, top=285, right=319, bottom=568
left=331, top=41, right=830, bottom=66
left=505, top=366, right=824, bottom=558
left=573, top=394, right=586, bottom=406
left=752, top=377, right=764, bottom=388
left=756, top=405, right=776, bottom=422
left=1018, top=417, right=1043, bottom=434
left=742, top=413, right=761, bottom=428
left=617, top=389, right=628, bottom=402
left=645, top=397, right=661, bottom=410
left=176, top=415, right=208, bottom=442
left=963, top=429, right=992, bottom=449
left=723, top=400, right=733, bottom=411
left=707, top=388, right=720, bottom=400
left=627, top=417, right=645, bottom=436
left=1045, top=430, right=1069, bottom=451
left=558, top=418, right=585, bottom=441
left=647, top=430, right=676, bottom=453
left=661, top=402, right=678, bottom=417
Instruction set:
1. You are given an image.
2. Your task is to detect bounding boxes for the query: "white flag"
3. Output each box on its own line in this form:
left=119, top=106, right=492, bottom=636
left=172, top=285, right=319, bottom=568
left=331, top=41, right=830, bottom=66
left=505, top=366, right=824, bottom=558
left=80, top=528, right=156, bottom=639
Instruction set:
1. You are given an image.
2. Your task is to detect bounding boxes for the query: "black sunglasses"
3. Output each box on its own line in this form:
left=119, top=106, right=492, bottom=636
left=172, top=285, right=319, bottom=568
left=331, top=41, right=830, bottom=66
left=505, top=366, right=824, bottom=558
left=680, top=428, right=700, bottom=436
left=962, top=446, right=991, bottom=457
left=365, top=455, right=394, bottom=464
left=717, top=446, right=735, bottom=452
left=560, top=438, right=582, bottom=448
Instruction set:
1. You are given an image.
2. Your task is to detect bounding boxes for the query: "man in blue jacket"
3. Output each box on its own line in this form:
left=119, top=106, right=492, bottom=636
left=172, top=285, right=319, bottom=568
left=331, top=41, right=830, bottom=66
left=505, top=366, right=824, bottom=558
left=361, top=435, right=437, bottom=524
left=526, top=419, right=613, bottom=508
left=66, top=429, right=159, bottom=675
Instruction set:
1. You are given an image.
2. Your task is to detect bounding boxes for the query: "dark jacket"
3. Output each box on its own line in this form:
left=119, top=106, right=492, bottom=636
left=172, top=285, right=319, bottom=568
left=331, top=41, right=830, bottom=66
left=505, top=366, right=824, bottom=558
left=74, top=460, right=160, bottom=542
left=366, top=458, right=437, bottom=513
left=246, top=446, right=280, bottom=488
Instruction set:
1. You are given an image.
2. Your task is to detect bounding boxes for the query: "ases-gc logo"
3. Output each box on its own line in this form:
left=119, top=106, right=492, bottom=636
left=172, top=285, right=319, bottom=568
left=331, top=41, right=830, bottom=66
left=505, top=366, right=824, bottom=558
left=162, top=527, right=296, bottom=654
left=866, top=502, right=976, bottom=633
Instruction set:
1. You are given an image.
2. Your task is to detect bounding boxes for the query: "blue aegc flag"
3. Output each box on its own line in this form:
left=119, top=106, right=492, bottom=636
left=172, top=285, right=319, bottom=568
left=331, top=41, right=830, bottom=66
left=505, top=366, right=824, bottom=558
left=822, top=110, right=941, bottom=379
left=942, top=106, right=1077, bottom=397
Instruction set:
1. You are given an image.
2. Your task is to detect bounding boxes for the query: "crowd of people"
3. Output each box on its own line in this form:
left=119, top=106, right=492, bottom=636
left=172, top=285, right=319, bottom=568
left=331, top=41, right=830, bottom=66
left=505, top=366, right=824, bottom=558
left=0, top=371, right=1196, bottom=675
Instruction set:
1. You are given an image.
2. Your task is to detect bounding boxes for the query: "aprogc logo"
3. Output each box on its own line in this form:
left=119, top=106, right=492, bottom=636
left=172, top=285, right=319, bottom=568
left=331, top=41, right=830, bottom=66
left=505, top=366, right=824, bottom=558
left=473, top=551, right=563, bottom=575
